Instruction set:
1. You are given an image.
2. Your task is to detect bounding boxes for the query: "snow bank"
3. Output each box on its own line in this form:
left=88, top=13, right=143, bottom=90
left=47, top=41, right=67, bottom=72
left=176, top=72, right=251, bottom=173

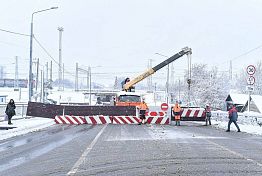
left=0, top=116, right=55, bottom=141
left=211, top=110, right=262, bottom=135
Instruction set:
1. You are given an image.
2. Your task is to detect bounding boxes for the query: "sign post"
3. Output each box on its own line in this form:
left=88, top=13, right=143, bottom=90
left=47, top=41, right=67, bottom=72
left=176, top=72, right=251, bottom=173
left=246, top=65, right=256, bottom=113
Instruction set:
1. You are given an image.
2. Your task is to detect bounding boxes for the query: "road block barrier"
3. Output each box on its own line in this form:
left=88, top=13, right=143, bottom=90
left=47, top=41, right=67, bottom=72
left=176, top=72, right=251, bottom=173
left=112, top=116, right=141, bottom=124
left=171, top=107, right=206, bottom=121
left=146, top=117, right=170, bottom=125
left=55, top=112, right=170, bottom=125
left=55, top=115, right=87, bottom=125
left=85, top=116, right=111, bottom=124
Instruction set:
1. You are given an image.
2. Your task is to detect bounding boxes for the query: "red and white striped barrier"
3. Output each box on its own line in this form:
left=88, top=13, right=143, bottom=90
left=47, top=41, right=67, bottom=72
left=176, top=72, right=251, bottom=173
left=55, top=115, right=87, bottom=125
left=112, top=116, right=141, bottom=124
left=145, top=111, right=166, bottom=117
left=180, top=109, right=205, bottom=118
left=85, top=116, right=111, bottom=124
left=146, top=117, right=170, bottom=125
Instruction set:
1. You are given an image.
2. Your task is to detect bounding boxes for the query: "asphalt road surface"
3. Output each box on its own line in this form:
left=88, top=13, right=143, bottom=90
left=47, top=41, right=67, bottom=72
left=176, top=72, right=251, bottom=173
left=1, top=122, right=262, bottom=176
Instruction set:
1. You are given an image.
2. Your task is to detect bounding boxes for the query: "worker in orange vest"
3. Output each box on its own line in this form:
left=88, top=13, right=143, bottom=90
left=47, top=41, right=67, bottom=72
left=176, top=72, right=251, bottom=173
left=137, top=98, right=149, bottom=125
left=173, top=101, right=181, bottom=126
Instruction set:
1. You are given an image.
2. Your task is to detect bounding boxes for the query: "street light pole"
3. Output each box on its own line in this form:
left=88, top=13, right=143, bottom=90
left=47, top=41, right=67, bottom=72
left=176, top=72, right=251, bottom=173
left=28, top=7, right=58, bottom=102
left=155, top=52, right=170, bottom=104
left=88, top=66, right=91, bottom=106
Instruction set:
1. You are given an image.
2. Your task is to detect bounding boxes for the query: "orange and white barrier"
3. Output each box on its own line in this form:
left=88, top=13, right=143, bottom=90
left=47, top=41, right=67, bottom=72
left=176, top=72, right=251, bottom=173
left=55, top=115, right=87, bottom=125
left=146, top=117, right=170, bottom=125
left=85, top=115, right=111, bottom=124
left=112, top=116, right=141, bottom=124
left=180, top=109, right=205, bottom=118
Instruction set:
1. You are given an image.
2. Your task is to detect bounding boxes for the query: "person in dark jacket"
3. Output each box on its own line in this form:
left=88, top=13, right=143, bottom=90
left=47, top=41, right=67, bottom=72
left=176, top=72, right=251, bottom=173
left=205, top=104, right=212, bottom=126
left=226, top=104, right=240, bottom=132
left=5, top=99, right=16, bottom=125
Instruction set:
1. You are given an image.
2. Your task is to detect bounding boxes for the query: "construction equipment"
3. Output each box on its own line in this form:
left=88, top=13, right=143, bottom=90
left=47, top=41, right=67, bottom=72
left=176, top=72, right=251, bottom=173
left=123, top=47, right=192, bottom=92
left=116, top=47, right=192, bottom=106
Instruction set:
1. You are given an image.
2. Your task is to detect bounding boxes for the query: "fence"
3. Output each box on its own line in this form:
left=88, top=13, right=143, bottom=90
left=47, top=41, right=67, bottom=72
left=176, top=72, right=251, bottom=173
left=0, top=103, right=28, bottom=117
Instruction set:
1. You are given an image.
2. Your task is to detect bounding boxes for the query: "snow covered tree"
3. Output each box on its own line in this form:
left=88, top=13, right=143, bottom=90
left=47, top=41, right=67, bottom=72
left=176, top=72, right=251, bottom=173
left=180, top=64, right=229, bottom=109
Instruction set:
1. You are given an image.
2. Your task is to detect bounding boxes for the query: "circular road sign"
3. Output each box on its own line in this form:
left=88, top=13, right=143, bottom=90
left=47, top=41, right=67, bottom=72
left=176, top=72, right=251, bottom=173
left=247, top=65, right=256, bottom=75
left=247, top=76, right=255, bottom=85
left=161, top=103, right=169, bottom=111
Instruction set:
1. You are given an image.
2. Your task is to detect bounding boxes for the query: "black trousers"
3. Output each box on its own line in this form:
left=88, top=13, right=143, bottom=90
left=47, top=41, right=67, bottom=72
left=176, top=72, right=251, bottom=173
left=8, top=115, right=12, bottom=124
left=227, top=119, right=240, bottom=131
left=139, top=110, right=146, bottom=119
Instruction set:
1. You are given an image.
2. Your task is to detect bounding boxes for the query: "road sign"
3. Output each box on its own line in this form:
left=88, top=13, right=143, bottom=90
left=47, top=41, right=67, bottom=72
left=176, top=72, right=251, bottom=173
left=246, top=85, right=254, bottom=92
left=161, top=103, right=168, bottom=111
left=247, top=65, right=256, bottom=75
left=247, top=76, right=255, bottom=85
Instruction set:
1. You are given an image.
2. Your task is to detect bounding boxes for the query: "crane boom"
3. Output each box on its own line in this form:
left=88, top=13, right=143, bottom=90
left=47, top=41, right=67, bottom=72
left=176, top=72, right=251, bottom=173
left=123, top=47, right=192, bottom=91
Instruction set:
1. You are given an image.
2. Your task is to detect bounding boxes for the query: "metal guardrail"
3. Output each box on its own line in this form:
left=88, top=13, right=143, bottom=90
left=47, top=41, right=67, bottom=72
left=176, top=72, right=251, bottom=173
left=0, top=103, right=28, bottom=117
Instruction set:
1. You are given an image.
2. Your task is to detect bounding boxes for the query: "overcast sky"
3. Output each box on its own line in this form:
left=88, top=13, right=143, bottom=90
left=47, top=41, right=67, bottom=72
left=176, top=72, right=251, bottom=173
left=1, top=0, right=262, bottom=86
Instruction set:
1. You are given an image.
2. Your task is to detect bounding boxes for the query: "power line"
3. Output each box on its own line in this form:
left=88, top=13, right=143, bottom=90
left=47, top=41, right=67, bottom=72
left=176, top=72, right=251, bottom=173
left=33, top=36, right=75, bottom=77
left=0, top=28, right=30, bottom=37
left=231, top=44, right=262, bottom=61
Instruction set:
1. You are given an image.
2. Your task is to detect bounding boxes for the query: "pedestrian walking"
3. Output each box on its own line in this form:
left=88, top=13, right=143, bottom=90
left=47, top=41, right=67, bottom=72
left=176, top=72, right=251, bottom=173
left=137, top=98, right=149, bottom=125
left=205, top=104, right=212, bottom=126
left=173, top=101, right=181, bottom=126
left=226, top=104, right=240, bottom=132
left=5, top=99, right=16, bottom=125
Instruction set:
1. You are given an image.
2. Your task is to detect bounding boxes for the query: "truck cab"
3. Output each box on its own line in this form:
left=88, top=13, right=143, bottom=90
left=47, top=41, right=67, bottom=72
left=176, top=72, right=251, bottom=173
left=115, top=91, right=141, bottom=106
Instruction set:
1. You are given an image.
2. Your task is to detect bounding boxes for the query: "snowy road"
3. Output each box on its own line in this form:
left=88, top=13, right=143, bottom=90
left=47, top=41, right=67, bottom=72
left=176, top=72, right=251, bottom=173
left=1, top=122, right=262, bottom=175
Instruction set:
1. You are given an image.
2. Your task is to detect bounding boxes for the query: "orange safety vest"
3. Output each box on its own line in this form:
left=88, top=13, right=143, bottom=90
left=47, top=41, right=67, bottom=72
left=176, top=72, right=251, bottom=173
left=139, top=102, right=149, bottom=110
left=173, top=103, right=181, bottom=120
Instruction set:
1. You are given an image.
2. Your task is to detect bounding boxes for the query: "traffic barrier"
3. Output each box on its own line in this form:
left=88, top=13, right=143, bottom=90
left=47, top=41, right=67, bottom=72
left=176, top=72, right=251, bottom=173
left=55, top=115, right=87, bottom=125
left=181, top=109, right=205, bottom=118
left=171, top=107, right=206, bottom=121
left=146, top=117, right=170, bottom=125
left=145, top=111, right=166, bottom=117
left=85, top=116, right=111, bottom=124
left=112, top=116, right=141, bottom=124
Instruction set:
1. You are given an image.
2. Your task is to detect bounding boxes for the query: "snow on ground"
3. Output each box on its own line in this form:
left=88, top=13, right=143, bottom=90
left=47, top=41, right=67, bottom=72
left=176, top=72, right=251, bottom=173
left=0, top=116, right=55, bottom=141
left=211, top=110, right=262, bottom=134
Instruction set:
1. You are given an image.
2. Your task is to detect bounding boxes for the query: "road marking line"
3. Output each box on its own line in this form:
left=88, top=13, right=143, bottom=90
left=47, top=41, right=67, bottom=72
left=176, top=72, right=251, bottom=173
left=206, top=139, right=262, bottom=167
left=67, top=124, right=108, bottom=175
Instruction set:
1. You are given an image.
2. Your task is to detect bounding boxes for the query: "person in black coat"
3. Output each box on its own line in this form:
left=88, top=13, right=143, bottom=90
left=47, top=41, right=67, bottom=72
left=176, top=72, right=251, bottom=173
left=5, top=99, right=16, bottom=125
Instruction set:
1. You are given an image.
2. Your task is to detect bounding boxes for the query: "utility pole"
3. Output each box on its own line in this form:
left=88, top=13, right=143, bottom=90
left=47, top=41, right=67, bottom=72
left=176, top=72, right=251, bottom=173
left=46, top=62, right=49, bottom=83
left=35, top=58, right=39, bottom=91
left=114, top=76, right=118, bottom=90
left=58, top=27, right=64, bottom=91
left=229, top=60, right=232, bottom=81
left=147, top=59, right=153, bottom=91
left=178, top=79, right=181, bottom=101
left=0, top=66, right=3, bottom=79
left=170, top=63, right=174, bottom=90
left=63, top=63, right=65, bottom=91
left=75, top=62, right=78, bottom=91
left=40, top=70, right=43, bottom=102
left=89, top=66, right=91, bottom=105
left=14, top=56, right=18, bottom=88
left=166, top=64, right=170, bottom=104
left=50, top=60, right=52, bottom=88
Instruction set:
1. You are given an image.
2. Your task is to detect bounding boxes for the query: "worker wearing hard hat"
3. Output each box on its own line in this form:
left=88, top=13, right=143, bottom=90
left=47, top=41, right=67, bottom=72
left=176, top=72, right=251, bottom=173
left=137, top=98, right=149, bottom=125
left=173, top=101, right=181, bottom=126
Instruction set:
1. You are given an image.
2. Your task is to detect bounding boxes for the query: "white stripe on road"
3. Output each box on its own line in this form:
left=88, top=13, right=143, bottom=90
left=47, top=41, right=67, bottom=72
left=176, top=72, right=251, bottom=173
left=67, top=124, right=108, bottom=175
left=206, top=139, right=262, bottom=167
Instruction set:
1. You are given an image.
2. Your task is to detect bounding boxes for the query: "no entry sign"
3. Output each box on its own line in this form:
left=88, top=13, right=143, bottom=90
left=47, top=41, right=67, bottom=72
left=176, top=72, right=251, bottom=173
left=161, top=103, right=168, bottom=111
left=247, top=65, right=256, bottom=75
